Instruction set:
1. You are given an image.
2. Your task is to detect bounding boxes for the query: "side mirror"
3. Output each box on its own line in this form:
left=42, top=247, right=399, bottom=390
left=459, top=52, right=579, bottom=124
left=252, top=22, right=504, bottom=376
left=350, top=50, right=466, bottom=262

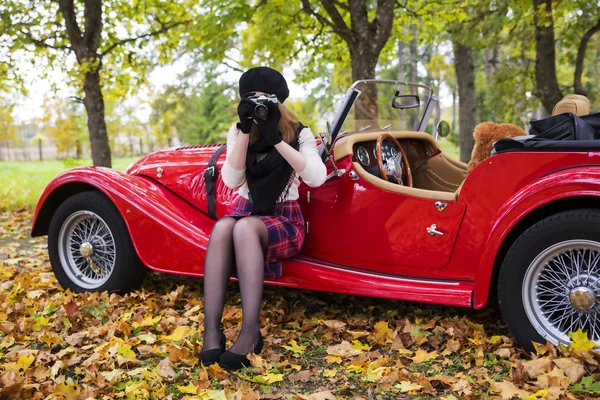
left=391, top=92, right=420, bottom=110
left=435, top=120, right=451, bottom=140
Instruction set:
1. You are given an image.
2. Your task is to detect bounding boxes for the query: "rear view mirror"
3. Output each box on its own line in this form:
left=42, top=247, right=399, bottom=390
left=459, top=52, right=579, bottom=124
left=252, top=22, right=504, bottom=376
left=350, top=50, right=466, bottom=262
left=391, top=92, right=420, bottom=110
left=436, top=120, right=451, bottom=140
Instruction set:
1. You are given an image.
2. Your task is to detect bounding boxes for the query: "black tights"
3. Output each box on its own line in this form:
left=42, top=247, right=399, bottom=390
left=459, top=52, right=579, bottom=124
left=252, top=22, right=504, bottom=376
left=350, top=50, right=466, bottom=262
left=202, top=216, right=268, bottom=355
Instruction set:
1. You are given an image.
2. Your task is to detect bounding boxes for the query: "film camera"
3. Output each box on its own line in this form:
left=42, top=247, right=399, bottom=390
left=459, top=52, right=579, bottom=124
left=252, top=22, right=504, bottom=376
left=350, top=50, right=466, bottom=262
left=246, top=94, right=278, bottom=121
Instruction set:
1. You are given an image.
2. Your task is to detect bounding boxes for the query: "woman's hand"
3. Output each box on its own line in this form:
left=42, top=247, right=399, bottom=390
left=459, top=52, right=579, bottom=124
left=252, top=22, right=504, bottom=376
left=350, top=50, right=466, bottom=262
left=257, top=102, right=282, bottom=145
left=236, top=99, right=255, bottom=134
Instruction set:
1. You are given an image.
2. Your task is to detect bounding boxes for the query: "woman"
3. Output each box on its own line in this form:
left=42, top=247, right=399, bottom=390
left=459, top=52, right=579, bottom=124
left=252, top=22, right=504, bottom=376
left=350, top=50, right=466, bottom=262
left=200, top=67, right=327, bottom=370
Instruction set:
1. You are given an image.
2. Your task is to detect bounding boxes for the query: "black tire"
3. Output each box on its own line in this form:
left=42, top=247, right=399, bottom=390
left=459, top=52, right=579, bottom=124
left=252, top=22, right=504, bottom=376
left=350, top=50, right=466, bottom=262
left=498, top=209, right=600, bottom=352
left=48, top=191, right=147, bottom=294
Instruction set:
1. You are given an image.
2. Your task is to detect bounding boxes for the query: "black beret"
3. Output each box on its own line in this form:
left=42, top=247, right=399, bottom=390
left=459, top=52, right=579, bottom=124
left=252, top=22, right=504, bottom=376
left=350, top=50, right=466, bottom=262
left=239, top=67, right=290, bottom=102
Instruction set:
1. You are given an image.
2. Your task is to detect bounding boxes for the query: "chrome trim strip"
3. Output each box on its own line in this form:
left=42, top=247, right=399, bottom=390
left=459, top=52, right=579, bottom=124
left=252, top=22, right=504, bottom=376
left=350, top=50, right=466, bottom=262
left=294, top=258, right=461, bottom=286
left=350, top=79, right=435, bottom=93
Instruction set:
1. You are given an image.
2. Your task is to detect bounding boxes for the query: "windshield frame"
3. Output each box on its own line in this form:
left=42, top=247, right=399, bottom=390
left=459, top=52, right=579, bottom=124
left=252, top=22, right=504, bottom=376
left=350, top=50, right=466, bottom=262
left=326, top=80, right=438, bottom=152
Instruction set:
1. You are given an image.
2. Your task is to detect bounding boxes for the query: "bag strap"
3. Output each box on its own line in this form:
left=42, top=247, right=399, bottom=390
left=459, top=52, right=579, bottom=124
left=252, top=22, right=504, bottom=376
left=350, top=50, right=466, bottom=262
left=204, top=144, right=227, bottom=219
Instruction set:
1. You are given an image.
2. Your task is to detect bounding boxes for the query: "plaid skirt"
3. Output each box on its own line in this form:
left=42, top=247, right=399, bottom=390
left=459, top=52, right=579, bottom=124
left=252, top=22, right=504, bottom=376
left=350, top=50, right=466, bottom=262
left=224, top=196, right=306, bottom=278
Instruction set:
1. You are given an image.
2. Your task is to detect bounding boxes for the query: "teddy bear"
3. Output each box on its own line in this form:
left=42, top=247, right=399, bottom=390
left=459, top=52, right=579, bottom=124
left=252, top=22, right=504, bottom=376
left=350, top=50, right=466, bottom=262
left=467, top=122, right=527, bottom=173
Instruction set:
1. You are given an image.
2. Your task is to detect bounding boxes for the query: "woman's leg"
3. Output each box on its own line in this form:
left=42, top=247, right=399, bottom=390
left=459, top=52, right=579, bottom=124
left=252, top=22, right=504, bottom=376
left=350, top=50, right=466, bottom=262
left=202, top=217, right=237, bottom=350
left=229, top=216, right=269, bottom=354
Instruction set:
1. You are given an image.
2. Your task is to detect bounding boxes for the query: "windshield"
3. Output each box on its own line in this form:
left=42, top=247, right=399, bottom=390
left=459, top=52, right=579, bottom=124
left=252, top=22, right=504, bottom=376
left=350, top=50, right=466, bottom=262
left=327, top=80, right=437, bottom=148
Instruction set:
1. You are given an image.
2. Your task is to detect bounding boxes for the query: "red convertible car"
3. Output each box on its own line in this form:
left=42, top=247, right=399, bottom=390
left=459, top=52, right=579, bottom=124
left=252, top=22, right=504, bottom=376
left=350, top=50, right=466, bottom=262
left=32, top=80, right=600, bottom=351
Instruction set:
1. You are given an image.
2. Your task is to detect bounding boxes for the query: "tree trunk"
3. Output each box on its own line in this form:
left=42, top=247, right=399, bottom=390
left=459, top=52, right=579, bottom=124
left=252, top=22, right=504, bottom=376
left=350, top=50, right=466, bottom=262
left=409, top=26, right=418, bottom=84
left=397, top=39, right=405, bottom=81
left=451, top=90, right=457, bottom=134
left=83, top=71, right=112, bottom=167
left=350, top=50, right=378, bottom=124
left=453, top=42, right=477, bottom=163
left=302, top=0, right=393, bottom=130
left=76, top=138, right=82, bottom=159
left=58, top=0, right=110, bottom=167
left=483, top=48, right=498, bottom=84
left=533, top=0, right=562, bottom=114
left=574, top=19, right=600, bottom=96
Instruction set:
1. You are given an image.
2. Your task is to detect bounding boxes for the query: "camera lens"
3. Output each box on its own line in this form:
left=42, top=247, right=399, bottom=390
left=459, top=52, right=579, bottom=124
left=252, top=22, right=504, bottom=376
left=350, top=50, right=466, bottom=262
left=254, top=104, right=268, bottom=120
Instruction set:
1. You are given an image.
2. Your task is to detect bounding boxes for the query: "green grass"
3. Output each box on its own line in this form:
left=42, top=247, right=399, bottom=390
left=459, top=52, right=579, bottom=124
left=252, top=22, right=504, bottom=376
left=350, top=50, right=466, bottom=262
left=437, top=138, right=460, bottom=160
left=0, top=157, right=140, bottom=211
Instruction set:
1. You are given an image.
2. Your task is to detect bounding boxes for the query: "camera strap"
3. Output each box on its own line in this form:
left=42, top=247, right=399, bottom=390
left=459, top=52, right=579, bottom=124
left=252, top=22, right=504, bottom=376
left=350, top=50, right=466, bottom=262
left=203, top=144, right=228, bottom=219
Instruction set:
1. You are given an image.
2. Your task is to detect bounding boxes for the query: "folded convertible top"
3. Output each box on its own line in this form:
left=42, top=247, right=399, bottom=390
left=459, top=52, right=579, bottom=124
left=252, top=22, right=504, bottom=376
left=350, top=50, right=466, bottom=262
left=494, top=112, right=600, bottom=153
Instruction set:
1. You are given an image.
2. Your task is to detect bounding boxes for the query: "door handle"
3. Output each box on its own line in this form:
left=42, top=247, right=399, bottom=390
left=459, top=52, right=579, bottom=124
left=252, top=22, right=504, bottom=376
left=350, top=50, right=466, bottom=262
left=426, top=224, right=444, bottom=236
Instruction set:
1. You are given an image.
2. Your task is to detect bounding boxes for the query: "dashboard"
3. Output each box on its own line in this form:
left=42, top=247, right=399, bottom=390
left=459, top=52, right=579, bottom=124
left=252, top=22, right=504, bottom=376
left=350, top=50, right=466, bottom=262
left=351, top=138, right=436, bottom=176
left=355, top=142, right=398, bottom=168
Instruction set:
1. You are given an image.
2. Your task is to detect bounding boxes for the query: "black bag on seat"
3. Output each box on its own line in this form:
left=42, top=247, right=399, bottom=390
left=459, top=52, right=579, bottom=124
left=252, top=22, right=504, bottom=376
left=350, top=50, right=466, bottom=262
left=494, top=112, right=600, bottom=153
left=529, top=112, right=596, bottom=140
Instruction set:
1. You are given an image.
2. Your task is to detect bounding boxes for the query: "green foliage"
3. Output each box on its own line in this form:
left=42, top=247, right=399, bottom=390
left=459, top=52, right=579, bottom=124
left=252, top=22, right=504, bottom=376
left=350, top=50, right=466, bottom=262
left=150, top=72, right=236, bottom=145
left=0, top=102, right=18, bottom=144
left=177, top=81, right=236, bottom=145
left=1, top=0, right=599, bottom=159
left=37, top=97, right=88, bottom=158
left=104, top=100, right=148, bottom=157
left=0, top=0, right=197, bottom=98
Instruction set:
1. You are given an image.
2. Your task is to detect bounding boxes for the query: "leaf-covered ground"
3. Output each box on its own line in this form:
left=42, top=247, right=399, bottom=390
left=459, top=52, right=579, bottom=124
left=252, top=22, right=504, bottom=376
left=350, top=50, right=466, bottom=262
left=1, top=209, right=600, bottom=399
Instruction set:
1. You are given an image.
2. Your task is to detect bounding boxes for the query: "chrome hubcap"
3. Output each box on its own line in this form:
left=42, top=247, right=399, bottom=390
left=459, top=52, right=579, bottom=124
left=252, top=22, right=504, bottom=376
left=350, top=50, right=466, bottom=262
left=570, top=287, right=595, bottom=310
left=523, top=240, right=600, bottom=346
left=79, top=242, right=94, bottom=257
left=57, top=211, right=116, bottom=289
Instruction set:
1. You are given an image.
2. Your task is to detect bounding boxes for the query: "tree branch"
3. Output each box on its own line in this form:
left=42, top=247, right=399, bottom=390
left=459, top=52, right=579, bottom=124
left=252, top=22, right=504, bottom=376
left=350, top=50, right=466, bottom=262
left=318, top=0, right=354, bottom=44
left=57, top=0, right=84, bottom=61
left=300, top=0, right=333, bottom=29
left=20, top=30, right=72, bottom=51
left=347, top=0, right=368, bottom=40
left=371, top=0, right=395, bottom=52
left=100, top=20, right=191, bottom=57
left=574, top=18, right=600, bottom=95
left=222, top=60, right=244, bottom=73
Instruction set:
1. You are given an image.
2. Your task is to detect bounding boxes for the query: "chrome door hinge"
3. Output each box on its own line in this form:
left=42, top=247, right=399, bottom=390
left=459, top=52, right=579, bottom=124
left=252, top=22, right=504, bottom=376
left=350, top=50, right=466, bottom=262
left=435, top=201, right=447, bottom=212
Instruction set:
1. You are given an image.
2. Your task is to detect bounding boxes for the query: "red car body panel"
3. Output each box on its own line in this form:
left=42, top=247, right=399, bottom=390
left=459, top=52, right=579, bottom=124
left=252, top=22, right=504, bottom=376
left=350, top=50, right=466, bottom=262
left=31, top=142, right=600, bottom=310
left=298, top=156, right=467, bottom=270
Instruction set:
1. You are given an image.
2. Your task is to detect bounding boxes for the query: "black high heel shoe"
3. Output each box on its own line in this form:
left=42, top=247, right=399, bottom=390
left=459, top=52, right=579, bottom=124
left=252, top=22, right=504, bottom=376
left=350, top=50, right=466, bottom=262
left=219, top=332, right=264, bottom=370
left=199, top=330, right=226, bottom=366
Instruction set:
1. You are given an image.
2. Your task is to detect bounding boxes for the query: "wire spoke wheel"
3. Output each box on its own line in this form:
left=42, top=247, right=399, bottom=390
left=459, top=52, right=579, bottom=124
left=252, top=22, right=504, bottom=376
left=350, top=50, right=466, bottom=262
left=57, top=210, right=116, bottom=289
left=523, top=240, right=600, bottom=346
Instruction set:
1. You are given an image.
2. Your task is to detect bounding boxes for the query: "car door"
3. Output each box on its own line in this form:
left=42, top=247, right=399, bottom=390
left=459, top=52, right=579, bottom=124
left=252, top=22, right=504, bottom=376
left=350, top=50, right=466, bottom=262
left=297, top=163, right=466, bottom=273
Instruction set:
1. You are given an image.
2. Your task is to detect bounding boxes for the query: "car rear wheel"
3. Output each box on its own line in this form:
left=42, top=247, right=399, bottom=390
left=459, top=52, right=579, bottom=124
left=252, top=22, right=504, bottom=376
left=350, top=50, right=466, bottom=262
left=498, top=209, right=600, bottom=351
left=48, top=191, right=147, bottom=294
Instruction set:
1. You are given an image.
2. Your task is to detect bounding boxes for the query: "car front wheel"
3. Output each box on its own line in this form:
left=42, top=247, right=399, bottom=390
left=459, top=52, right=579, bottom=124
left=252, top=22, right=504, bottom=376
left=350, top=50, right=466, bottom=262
left=498, top=209, right=600, bottom=351
left=48, top=191, right=147, bottom=294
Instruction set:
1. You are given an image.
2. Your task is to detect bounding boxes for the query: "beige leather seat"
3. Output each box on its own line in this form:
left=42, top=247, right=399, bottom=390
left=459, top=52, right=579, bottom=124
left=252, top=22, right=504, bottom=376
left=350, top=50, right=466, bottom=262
left=552, top=94, right=590, bottom=116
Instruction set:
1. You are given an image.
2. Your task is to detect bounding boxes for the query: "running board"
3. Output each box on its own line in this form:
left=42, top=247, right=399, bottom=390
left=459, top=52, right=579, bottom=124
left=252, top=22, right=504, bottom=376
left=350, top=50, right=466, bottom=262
left=262, top=256, right=474, bottom=308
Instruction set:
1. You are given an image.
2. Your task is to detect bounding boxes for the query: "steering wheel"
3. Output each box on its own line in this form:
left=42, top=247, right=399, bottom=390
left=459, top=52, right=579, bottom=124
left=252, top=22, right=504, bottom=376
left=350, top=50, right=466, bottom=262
left=375, top=133, right=413, bottom=187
